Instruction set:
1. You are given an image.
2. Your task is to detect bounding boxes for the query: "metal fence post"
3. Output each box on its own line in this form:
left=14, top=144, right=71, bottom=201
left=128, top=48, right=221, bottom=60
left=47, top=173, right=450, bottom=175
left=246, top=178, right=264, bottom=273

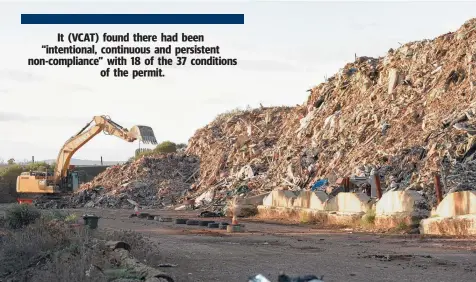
left=434, top=173, right=443, bottom=204
left=344, top=177, right=350, bottom=192
left=374, top=174, right=382, bottom=199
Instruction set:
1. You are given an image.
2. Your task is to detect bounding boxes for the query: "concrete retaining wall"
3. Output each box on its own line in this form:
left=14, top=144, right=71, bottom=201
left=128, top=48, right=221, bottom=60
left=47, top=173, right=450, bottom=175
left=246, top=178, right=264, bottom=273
left=256, top=205, right=362, bottom=226
left=75, top=165, right=111, bottom=183
left=262, top=190, right=370, bottom=214
left=256, top=189, right=476, bottom=236
left=257, top=190, right=372, bottom=226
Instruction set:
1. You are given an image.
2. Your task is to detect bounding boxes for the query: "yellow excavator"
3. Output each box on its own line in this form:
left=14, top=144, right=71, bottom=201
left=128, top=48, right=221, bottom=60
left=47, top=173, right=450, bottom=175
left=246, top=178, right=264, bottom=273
left=16, top=115, right=157, bottom=203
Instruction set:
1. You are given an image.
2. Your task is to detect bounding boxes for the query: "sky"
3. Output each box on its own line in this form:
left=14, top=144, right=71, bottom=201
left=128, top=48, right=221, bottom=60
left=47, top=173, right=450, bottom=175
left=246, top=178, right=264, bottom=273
left=0, top=0, right=475, bottom=163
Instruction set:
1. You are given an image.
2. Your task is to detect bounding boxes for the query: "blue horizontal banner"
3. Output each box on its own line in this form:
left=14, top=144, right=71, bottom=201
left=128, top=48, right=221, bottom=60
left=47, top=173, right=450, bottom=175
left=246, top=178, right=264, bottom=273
left=21, top=14, right=245, bottom=25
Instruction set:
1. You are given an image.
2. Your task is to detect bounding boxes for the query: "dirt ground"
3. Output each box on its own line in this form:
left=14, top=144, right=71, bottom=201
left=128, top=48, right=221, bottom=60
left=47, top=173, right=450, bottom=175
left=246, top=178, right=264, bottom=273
left=55, top=207, right=476, bottom=282
left=1, top=204, right=475, bottom=282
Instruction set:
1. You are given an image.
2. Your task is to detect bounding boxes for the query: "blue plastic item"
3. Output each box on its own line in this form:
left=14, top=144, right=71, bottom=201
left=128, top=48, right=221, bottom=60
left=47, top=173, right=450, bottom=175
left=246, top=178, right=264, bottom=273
left=311, top=179, right=328, bottom=191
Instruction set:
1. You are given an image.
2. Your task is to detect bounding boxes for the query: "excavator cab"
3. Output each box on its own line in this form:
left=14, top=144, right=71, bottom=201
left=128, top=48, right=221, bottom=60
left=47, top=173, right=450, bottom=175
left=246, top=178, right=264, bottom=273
left=58, top=166, right=79, bottom=192
left=66, top=171, right=80, bottom=191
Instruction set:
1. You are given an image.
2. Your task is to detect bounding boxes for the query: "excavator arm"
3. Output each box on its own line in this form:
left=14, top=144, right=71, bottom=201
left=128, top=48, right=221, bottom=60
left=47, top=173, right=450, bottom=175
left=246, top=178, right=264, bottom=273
left=53, top=115, right=157, bottom=184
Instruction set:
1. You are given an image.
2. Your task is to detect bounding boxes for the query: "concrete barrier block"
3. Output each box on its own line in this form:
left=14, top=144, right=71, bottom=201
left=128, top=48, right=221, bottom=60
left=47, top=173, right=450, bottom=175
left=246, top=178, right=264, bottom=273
left=230, top=193, right=270, bottom=217
left=310, top=191, right=328, bottom=211
left=324, top=192, right=371, bottom=214
left=434, top=191, right=476, bottom=217
left=229, top=204, right=258, bottom=217
left=262, top=190, right=297, bottom=208
left=376, top=190, right=429, bottom=217
left=420, top=214, right=476, bottom=236
left=293, top=191, right=312, bottom=208
left=293, top=191, right=329, bottom=210
left=235, top=193, right=270, bottom=206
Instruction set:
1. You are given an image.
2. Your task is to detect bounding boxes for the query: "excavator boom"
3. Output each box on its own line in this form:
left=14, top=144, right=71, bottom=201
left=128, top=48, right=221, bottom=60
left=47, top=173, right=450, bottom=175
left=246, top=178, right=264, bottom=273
left=54, top=115, right=157, bottom=183
left=16, top=115, right=157, bottom=196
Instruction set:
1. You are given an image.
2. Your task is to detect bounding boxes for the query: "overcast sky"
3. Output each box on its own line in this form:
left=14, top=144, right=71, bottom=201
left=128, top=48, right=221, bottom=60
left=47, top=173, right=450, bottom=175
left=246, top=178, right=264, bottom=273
left=0, top=0, right=475, bottom=162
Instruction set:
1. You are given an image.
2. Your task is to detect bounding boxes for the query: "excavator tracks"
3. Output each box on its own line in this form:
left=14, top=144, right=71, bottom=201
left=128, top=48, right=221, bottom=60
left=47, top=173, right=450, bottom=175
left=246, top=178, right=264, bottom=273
left=17, top=193, right=71, bottom=209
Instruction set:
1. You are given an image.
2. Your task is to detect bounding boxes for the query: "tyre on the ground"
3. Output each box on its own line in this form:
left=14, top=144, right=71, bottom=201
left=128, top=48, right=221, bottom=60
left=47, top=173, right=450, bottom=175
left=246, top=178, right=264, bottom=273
left=208, top=223, right=219, bottom=228
left=186, top=220, right=200, bottom=225
left=199, top=220, right=215, bottom=226
left=175, top=218, right=188, bottom=224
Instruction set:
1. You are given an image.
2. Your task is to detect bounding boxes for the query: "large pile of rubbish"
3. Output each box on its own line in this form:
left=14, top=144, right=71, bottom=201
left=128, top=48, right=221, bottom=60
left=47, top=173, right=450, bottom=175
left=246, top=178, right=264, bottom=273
left=73, top=18, right=476, bottom=209
left=68, top=153, right=199, bottom=209
left=185, top=18, right=476, bottom=207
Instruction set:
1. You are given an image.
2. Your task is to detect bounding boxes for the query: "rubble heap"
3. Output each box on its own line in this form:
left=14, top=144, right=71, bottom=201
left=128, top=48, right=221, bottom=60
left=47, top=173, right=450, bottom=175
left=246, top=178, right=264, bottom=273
left=186, top=18, right=476, bottom=207
left=68, top=153, right=199, bottom=209
left=72, top=19, right=476, bottom=210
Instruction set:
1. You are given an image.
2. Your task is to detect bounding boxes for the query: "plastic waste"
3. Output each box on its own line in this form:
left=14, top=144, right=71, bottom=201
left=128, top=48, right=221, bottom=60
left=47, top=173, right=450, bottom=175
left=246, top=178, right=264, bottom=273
left=311, top=179, right=328, bottom=191
left=249, top=274, right=271, bottom=282
left=248, top=273, right=324, bottom=282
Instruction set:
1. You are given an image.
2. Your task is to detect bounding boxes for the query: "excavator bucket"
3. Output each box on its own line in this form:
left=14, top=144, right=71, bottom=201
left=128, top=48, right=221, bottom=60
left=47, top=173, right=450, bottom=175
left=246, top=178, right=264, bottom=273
left=130, top=125, right=158, bottom=144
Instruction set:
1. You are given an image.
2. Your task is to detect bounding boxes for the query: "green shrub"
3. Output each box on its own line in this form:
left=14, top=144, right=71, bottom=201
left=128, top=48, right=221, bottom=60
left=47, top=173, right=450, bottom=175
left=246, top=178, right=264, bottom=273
left=41, top=210, right=71, bottom=222
left=0, top=164, right=23, bottom=185
left=64, top=213, right=78, bottom=223
left=5, top=204, right=41, bottom=229
left=396, top=221, right=409, bottom=231
left=131, top=141, right=179, bottom=161
left=0, top=218, right=108, bottom=281
left=362, top=209, right=376, bottom=225
left=154, top=141, right=177, bottom=154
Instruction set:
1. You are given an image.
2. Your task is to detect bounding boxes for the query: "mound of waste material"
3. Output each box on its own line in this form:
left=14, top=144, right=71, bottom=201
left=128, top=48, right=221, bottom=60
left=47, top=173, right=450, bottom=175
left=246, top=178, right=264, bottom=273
left=69, top=19, right=476, bottom=211
left=68, top=153, right=199, bottom=209
left=185, top=18, right=476, bottom=208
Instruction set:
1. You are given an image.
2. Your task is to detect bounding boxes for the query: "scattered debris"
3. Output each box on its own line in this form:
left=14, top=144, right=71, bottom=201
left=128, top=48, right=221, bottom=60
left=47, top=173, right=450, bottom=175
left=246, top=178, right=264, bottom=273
left=158, top=264, right=178, bottom=268
left=67, top=153, right=199, bottom=209
left=363, top=254, right=432, bottom=261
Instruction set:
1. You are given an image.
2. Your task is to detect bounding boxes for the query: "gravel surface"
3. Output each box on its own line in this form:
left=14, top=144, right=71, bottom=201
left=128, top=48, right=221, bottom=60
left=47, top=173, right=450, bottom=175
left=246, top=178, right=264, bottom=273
left=63, top=208, right=476, bottom=282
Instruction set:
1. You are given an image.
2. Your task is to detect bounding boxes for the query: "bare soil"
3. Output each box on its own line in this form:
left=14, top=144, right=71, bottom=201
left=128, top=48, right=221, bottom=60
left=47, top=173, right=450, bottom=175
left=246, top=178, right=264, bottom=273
left=53, top=207, right=476, bottom=282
